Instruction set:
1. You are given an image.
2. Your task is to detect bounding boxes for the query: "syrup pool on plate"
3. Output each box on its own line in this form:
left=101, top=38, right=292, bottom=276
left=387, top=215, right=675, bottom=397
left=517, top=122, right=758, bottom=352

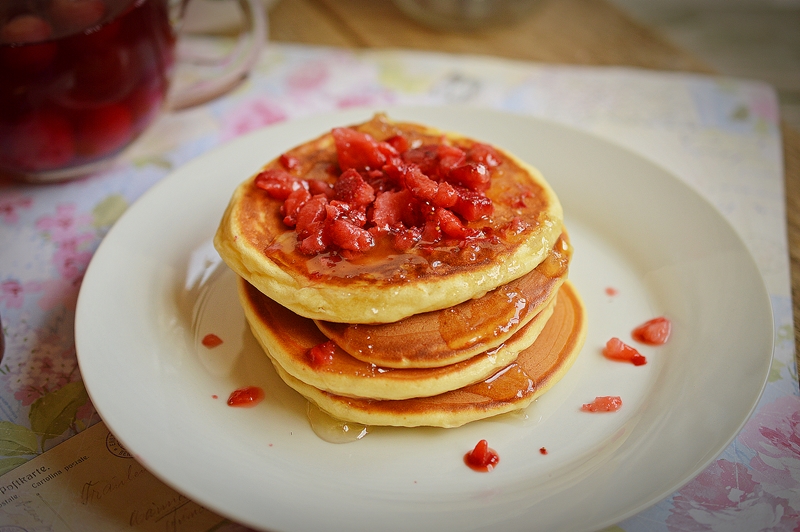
left=306, top=402, right=370, bottom=444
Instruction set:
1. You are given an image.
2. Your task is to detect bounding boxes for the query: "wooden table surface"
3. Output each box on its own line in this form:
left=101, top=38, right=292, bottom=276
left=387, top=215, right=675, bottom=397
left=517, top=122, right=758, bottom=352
left=269, top=0, right=800, bottom=370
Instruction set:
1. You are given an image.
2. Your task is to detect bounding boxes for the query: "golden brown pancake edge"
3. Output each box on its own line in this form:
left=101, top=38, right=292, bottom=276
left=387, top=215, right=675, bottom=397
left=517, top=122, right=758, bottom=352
left=214, top=114, right=564, bottom=324
left=262, top=281, right=587, bottom=428
left=314, top=234, right=570, bottom=369
left=239, top=277, right=558, bottom=401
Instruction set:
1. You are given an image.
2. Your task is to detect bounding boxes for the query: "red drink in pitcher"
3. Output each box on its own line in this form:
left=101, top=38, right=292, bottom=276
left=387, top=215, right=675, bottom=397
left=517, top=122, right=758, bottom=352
left=0, top=0, right=176, bottom=179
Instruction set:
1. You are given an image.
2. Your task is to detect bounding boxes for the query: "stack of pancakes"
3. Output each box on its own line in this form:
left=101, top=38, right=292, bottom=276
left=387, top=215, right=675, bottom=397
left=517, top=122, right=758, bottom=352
left=214, top=114, right=587, bottom=428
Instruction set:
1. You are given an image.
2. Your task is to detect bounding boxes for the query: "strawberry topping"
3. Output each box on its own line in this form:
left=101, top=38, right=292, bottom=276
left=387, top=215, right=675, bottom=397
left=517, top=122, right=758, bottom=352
left=631, top=316, right=672, bottom=345
left=603, top=337, right=647, bottom=366
left=581, top=396, right=623, bottom=412
left=257, top=126, right=503, bottom=256
left=307, top=340, right=337, bottom=368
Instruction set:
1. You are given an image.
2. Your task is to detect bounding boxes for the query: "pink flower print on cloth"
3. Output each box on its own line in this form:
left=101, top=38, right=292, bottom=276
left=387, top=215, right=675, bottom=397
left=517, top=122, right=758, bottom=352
left=1, top=279, right=43, bottom=309
left=36, top=205, right=95, bottom=277
left=286, top=60, right=330, bottom=92
left=220, top=98, right=287, bottom=142
left=8, top=336, right=76, bottom=406
left=739, top=395, right=800, bottom=509
left=667, top=458, right=800, bottom=531
left=52, top=236, right=94, bottom=282
left=13, top=359, right=70, bottom=407
left=35, top=204, right=93, bottom=245
left=0, top=192, right=32, bottom=224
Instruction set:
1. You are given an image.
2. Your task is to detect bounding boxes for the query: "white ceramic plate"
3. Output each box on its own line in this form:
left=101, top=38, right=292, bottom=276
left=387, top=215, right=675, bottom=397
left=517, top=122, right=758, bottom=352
left=75, top=106, right=773, bottom=531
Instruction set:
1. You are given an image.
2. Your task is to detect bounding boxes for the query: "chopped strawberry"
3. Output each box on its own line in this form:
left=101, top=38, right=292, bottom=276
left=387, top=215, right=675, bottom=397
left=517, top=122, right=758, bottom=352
left=227, top=386, right=265, bottom=407
left=632, top=317, right=672, bottom=345
left=307, top=179, right=334, bottom=197
left=327, top=200, right=366, bottom=228
left=376, top=140, right=400, bottom=160
left=345, top=205, right=368, bottom=228
left=255, top=168, right=301, bottom=200
left=403, top=164, right=439, bottom=202
left=266, top=129, right=504, bottom=257
left=334, top=168, right=375, bottom=207
left=451, top=188, right=493, bottom=221
left=201, top=333, right=223, bottom=348
left=446, top=162, right=491, bottom=192
left=432, top=181, right=458, bottom=208
left=279, top=153, right=300, bottom=170
left=437, top=144, right=466, bottom=175
left=281, top=187, right=311, bottom=227
left=298, top=229, right=329, bottom=255
left=420, top=218, right=442, bottom=244
left=436, top=208, right=469, bottom=239
left=603, top=337, right=647, bottom=366
left=394, top=227, right=422, bottom=251
left=295, top=195, right=328, bottom=237
left=371, top=189, right=408, bottom=229
left=467, top=143, right=502, bottom=168
left=385, top=134, right=409, bottom=153
left=328, top=218, right=374, bottom=252
left=332, top=127, right=386, bottom=172
left=581, top=396, right=622, bottom=412
left=380, top=157, right=407, bottom=184
left=402, top=145, right=439, bottom=176
left=464, top=439, right=499, bottom=471
left=306, top=340, right=336, bottom=367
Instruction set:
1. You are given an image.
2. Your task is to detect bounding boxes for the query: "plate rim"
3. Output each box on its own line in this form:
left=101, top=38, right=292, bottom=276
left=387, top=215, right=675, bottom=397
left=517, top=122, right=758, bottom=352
left=75, top=104, right=774, bottom=531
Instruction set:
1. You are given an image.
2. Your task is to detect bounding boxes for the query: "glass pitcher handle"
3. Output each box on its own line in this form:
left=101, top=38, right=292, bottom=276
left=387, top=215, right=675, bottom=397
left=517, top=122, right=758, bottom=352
left=167, top=0, right=266, bottom=110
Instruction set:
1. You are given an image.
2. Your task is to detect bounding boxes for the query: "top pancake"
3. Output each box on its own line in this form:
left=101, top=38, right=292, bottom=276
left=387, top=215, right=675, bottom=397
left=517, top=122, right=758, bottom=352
left=214, top=113, right=564, bottom=323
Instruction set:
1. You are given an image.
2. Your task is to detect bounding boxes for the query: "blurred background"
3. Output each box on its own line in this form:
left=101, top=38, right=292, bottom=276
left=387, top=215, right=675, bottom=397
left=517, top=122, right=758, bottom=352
left=607, top=0, right=800, bottom=130
left=253, top=0, right=800, bottom=130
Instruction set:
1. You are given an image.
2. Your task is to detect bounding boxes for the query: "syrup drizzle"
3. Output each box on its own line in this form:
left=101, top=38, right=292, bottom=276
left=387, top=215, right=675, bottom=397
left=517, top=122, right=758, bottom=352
left=306, top=402, right=370, bottom=444
left=438, top=284, right=527, bottom=350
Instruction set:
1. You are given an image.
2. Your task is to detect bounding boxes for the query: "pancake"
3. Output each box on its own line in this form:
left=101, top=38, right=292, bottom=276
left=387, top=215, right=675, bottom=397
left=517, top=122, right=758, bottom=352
left=315, top=233, right=570, bottom=368
left=214, top=113, right=564, bottom=324
left=240, top=278, right=558, bottom=401
left=268, top=281, right=586, bottom=428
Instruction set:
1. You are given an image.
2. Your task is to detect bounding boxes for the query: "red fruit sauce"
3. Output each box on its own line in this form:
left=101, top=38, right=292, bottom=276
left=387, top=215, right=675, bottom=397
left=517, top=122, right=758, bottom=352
left=201, top=333, right=223, bottom=348
left=306, top=340, right=336, bottom=367
left=227, top=386, right=265, bottom=407
left=632, top=316, right=672, bottom=345
left=464, top=439, right=499, bottom=472
left=0, top=0, right=175, bottom=176
left=581, top=396, right=623, bottom=413
left=603, top=337, right=647, bottom=366
left=539, top=447, right=548, bottom=455
left=255, top=127, right=503, bottom=258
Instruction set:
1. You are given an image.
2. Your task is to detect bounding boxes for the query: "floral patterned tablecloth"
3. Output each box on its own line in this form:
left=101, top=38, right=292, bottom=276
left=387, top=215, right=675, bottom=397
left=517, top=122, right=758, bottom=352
left=1, top=43, right=798, bottom=531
